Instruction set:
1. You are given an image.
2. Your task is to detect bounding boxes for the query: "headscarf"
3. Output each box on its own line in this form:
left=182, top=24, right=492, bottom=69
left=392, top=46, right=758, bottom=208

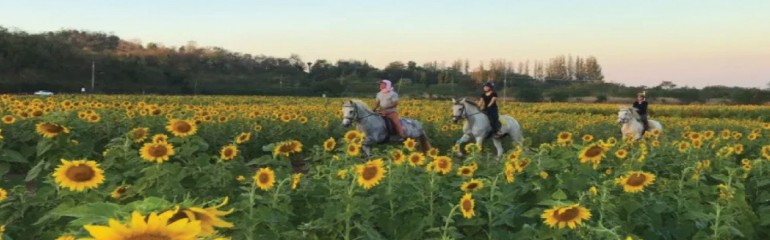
left=379, top=79, right=393, bottom=93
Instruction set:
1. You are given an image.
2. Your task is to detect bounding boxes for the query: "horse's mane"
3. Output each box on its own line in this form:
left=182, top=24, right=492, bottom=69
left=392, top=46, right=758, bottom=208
left=463, top=99, right=482, bottom=110
left=347, top=99, right=372, bottom=111
left=621, top=106, right=641, bottom=120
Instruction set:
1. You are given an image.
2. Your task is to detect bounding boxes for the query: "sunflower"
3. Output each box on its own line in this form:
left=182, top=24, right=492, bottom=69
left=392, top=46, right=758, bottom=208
left=460, top=179, right=484, bottom=192
left=615, top=149, right=628, bottom=159
left=280, top=114, right=292, bottom=123
left=35, top=122, right=70, bottom=138
left=0, top=187, right=7, bottom=202
left=457, top=166, right=475, bottom=177
left=427, top=148, right=439, bottom=158
left=84, top=210, right=201, bottom=240
left=433, top=156, right=452, bottom=174
left=166, top=119, right=198, bottom=137
left=167, top=197, right=234, bottom=236
left=235, top=132, right=252, bottom=144
left=86, top=113, right=101, bottom=123
left=0, top=128, right=3, bottom=140
left=403, top=138, right=417, bottom=152
left=343, top=130, right=364, bottom=143
left=52, top=159, right=105, bottom=192
left=504, top=162, right=515, bottom=183
left=734, top=144, right=744, bottom=154
left=1, top=115, right=15, bottom=124
left=152, top=134, right=169, bottom=143
left=539, top=171, right=549, bottom=179
left=582, top=134, right=594, bottom=142
left=557, top=131, right=572, bottom=144
left=589, top=186, right=598, bottom=196
left=692, top=139, right=703, bottom=148
left=323, top=137, right=336, bottom=152
left=407, top=152, right=426, bottom=167
left=578, top=144, right=605, bottom=168
left=139, top=142, right=176, bottom=164
left=128, top=127, right=149, bottom=143
left=506, top=151, right=520, bottom=162
left=253, top=167, right=276, bottom=191
left=111, top=185, right=129, bottom=199
left=390, top=149, right=405, bottom=165
left=677, top=141, right=690, bottom=153
left=452, top=144, right=461, bottom=153
left=459, top=193, right=475, bottom=219
left=346, top=143, right=361, bottom=157
left=273, top=140, right=303, bottom=157
left=254, top=124, right=263, bottom=132
left=356, top=158, right=387, bottom=189
left=761, top=145, right=770, bottom=160
left=748, top=133, right=758, bottom=141
left=541, top=204, right=592, bottom=229
left=514, top=158, right=531, bottom=173
left=220, top=145, right=238, bottom=161
left=290, top=173, right=303, bottom=190
left=464, top=143, right=481, bottom=153
left=337, top=169, right=349, bottom=179
left=616, top=171, right=656, bottom=193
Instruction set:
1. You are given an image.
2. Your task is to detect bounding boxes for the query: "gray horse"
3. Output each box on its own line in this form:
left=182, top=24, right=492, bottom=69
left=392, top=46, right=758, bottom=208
left=451, top=98, right=523, bottom=158
left=341, top=99, right=431, bottom=156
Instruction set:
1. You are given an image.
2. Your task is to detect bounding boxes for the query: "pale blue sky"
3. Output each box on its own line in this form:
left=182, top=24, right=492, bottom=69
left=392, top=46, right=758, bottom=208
left=2, top=0, right=769, bottom=88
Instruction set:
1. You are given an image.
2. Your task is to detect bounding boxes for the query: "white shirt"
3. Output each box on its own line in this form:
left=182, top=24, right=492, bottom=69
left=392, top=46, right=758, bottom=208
left=376, top=91, right=399, bottom=113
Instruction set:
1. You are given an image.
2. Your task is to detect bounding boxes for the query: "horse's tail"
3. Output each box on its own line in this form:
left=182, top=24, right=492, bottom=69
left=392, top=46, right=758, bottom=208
left=419, top=130, right=432, bottom=153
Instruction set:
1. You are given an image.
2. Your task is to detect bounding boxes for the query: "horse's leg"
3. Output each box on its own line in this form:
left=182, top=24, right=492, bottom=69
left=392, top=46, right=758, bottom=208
left=362, top=135, right=377, bottom=158
left=492, top=138, right=504, bottom=159
left=455, top=133, right=472, bottom=157
left=475, top=136, right=485, bottom=152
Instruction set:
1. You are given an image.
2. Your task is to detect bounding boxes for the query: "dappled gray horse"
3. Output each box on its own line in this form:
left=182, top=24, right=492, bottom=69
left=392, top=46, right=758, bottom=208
left=451, top=98, right=523, bottom=158
left=341, top=100, right=430, bottom=156
left=617, top=106, right=663, bottom=140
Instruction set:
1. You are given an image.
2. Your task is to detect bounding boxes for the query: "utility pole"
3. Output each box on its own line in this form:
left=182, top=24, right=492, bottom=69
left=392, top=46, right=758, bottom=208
left=503, top=66, right=508, bottom=102
left=91, top=61, right=95, bottom=92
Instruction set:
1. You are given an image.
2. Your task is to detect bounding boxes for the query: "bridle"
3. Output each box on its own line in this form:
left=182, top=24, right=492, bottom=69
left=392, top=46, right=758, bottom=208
left=343, top=103, right=377, bottom=123
left=452, top=102, right=482, bottom=121
left=618, top=109, right=634, bottom=124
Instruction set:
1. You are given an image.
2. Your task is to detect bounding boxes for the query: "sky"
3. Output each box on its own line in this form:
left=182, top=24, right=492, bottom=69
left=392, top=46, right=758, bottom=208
left=2, top=0, right=769, bottom=88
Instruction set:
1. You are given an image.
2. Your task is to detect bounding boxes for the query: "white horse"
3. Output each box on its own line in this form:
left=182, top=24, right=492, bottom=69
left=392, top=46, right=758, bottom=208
left=341, top=99, right=431, bottom=156
left=617, top=106, right=663, bottom=140
left=451, top=98, right=523, bottom=158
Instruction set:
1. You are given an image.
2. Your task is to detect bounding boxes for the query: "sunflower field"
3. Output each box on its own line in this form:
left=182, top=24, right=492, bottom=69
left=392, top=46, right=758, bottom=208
left=1, top=94, right=770, bottom=240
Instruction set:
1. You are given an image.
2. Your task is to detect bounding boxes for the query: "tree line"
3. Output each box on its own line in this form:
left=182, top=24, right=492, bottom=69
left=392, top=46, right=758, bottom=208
left=1, top=26, right=768, bottom=104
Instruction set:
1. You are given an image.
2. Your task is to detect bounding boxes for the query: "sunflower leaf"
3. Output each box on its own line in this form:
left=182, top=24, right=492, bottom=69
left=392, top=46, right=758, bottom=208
left=57, top=202, right=122, bottom=226
left=551, top=189, right=567, bottom=200
left=1, top=149, right=28, bottom=163
left=25, top=160, right=45, bottom=182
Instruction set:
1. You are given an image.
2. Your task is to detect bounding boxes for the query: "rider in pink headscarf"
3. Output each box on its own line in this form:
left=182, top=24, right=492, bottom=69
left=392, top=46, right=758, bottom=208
left=373, top=79, right=405, bottom=140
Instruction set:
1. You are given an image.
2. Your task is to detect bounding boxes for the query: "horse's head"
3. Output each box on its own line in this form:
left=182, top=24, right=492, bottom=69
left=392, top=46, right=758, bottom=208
left=451, top=98, right=466, bottom=124
left=341, top=100, right=357, bottom=127
left=617, top=107, right=633, bottom=124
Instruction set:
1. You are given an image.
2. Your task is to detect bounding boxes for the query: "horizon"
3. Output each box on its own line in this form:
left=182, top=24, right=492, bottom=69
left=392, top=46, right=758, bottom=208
left=2, top=0, right=769, bottom=89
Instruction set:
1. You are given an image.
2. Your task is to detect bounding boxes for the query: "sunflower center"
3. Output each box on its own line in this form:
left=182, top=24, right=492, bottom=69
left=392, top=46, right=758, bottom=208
left=173, top=121, right=192, bottom=133
left=259, top=173, right=270, bottom=183
left=278, top=144, right=294, bottom=153
left=438, top=160, right=448, bottom=169
left=461, top=169, right=471, bottom=174
left=224, top=148, right=234, bottom=156
left=462, top=199, right=472, bottom=211
left=559, top=134, right=569, bottom=139
left=42, top=123, right=63, bottom=133
left=410, top=156, right=420, bottom=163
left=362, top=165, right=378, bottom=180
left=65, top=165, right=95, bottom=182
left=466, top=183, right=478, bottom=190
left=584, top=146, right=603, bottom=158
left=626, top=173, right=647, bottom=187
left=150, top=145, right=169, bottom=157
left=126, top=233, right=172, bottom=240
left=555, top=207, right=579, bottom=221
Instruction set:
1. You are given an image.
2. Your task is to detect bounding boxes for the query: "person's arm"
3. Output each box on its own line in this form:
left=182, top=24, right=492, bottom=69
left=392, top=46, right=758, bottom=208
left=478, top=97, right=484, bottom=109
left=488, top=97, right=497, bottom=108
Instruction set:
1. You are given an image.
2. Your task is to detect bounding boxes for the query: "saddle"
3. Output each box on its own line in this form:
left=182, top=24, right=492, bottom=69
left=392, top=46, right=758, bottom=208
left=382, top=116, right=402, bottom=136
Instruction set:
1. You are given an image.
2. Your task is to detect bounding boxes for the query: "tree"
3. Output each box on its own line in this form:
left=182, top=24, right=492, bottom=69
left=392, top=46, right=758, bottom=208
left=657, top=81, right=677, bottom=90
left=583, top=56, right=604, bottom=81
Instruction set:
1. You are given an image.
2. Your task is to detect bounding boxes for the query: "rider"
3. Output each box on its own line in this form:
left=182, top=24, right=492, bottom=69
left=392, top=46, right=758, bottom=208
left=633, top=91, right=649, bottom=135
left=373, top=79, right=405, bottom=141
left=478, top=81, right=503, bottom=138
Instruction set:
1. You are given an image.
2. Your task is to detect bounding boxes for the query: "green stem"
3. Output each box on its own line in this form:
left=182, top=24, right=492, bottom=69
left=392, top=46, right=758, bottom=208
left=441, top=204, right=461, bottom=240
left=344, top=176, right=356, bottom=240
left=272, top=178, right=290, bottom=208
left=488, top=175, right=500, bottom=240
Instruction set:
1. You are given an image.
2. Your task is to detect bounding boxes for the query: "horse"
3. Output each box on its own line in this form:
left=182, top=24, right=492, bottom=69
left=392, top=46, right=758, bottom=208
left=617, top=106, right=663, bottom=140
left=341, top=99, right=431, bottom=157
left=451, top=98, right=524, bottom=158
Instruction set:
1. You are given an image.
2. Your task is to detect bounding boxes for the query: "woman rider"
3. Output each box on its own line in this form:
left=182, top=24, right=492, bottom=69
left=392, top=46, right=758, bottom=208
left=478, top=81, right=503, bottom=138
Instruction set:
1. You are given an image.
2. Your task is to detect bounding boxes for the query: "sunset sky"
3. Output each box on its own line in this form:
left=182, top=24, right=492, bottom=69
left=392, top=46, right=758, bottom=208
left=2, top=0, right=769, bottom=88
